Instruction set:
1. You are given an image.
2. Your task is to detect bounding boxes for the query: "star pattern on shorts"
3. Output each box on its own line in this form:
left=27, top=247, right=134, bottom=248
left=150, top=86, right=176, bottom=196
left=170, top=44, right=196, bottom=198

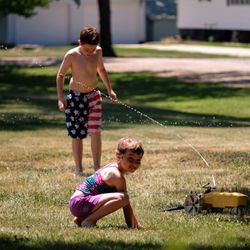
left=65, top=91, right=89, bottom=139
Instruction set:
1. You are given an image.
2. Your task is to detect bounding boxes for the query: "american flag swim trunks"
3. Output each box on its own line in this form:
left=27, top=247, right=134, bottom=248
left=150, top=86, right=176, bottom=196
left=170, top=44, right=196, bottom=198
left=65, top=88, right=102, bottom=139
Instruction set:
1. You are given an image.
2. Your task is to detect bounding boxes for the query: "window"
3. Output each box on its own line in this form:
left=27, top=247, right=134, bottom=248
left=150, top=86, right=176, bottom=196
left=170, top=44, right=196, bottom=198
left=227, top=0, right=250, bottom=6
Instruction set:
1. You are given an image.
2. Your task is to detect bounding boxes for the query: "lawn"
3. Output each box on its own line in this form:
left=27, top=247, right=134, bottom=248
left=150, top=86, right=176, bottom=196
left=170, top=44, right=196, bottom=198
left=0, top=52, right=249, bottom=250
left=0, top=45, right=236, bottom=58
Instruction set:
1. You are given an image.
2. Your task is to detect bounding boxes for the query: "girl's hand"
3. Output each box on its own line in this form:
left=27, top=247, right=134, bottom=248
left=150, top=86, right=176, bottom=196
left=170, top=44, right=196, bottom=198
left=131, top=215, right=143, bottom=229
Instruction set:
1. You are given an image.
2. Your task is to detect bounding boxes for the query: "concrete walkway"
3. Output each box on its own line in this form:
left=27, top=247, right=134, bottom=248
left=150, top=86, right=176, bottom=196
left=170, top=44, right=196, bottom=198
left=1, top=43, right=250, bottom=87
left=104, top=57, right=250, bottom=88
left=103, top=43, right=250, bottom=88
left=104, top=57, right=250, bottom=73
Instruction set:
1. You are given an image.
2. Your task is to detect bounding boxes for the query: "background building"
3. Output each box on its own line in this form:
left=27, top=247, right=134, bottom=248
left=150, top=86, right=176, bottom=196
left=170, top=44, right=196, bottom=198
left=178, top=0, right=250, bottom=42
left=146, top=0, right=178, bottom=41
left=0, top=0, right=146, bottom=45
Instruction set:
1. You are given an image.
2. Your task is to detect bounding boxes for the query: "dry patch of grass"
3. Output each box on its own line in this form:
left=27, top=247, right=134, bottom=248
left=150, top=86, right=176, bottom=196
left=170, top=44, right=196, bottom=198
left=0, top=126, right=249, bottom=249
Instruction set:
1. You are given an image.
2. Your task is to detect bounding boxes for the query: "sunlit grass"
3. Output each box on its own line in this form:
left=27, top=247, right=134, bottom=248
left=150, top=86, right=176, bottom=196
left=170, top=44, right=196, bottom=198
left=0, top=61, right=250, bottom=249
left=0, top=127, right=249, bottom=250
left=0, top=45, right=237, bottom=59
left=145, top=95, right=250, bottom=119
left=0, top=46, right=74, bottom=58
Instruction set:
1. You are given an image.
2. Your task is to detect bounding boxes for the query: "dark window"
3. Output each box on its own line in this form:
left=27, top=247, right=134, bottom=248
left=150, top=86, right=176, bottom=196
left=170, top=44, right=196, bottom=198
left=227, top=0, right=250, bottom=5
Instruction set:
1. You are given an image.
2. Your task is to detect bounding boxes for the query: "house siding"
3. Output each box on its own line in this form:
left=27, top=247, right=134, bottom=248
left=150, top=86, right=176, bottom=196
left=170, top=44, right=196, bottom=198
left=177, top=0, right=250, bottom=42
left=1, top=0, right=145, bottom=45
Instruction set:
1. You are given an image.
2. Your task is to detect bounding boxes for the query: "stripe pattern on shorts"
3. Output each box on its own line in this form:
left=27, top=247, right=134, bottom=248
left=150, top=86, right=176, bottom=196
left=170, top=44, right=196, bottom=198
left=86, top=89, right=102, bottom=134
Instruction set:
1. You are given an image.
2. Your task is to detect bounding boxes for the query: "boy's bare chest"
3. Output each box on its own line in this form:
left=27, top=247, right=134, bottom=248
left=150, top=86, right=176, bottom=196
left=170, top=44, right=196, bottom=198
left=74, top=54, right=98, bottom=71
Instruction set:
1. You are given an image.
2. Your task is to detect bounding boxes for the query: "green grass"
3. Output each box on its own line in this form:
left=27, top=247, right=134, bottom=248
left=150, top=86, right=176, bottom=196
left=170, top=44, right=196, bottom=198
left=114, top=47, right=234, bottom=58
left=0, top=66, right=249, bottom=130
left=181, top=40, right=250, bottom=49
left=0, top=46, right=74, bottom=58
left=0, top=45, right=236, bottom=59
left=0, top=63, right=249, bottom=250
left=1, top=41, right=250, bottom=60
left=0, top=128, right=249, bottom=250
left=158, top=39, right=250, bottom=48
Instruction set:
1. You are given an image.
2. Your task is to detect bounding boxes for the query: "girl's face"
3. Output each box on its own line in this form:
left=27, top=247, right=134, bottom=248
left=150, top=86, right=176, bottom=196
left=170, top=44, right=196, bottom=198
left=80, top=42, right=97, bottom=57
left=118, top=150, right=143, bottom=173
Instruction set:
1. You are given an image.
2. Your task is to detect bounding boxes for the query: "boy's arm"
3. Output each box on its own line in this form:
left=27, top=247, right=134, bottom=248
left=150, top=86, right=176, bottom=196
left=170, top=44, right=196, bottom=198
left=56, top=53, right=72, bottom=112
left=97, top=49, right=117, bottom=102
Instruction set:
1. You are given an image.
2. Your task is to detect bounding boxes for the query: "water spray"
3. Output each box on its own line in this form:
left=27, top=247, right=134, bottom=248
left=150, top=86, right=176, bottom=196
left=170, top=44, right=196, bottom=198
left=74, top=81, right=217, bottom=186
left=101, top=91, right=216, bottom=185
left=113, top=95, right=206, bottom=162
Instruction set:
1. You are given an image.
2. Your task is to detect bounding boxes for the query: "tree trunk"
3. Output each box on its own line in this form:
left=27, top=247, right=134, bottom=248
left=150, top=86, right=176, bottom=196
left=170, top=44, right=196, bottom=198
left=97, top=0, right=116, bottom=57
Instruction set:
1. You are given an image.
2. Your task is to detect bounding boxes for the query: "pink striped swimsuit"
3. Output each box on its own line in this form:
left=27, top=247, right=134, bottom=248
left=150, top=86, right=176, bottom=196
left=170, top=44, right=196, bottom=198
left=69, top=166, right=117, bottom=219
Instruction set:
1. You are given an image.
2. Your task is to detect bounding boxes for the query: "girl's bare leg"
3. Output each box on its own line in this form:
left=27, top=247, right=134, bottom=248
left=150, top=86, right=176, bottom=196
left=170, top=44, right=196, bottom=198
left=72, top=138, right=83, bottom=175
left=81, top=192, right=129, bottom=227
left=90, top=132, right=101, bottom=171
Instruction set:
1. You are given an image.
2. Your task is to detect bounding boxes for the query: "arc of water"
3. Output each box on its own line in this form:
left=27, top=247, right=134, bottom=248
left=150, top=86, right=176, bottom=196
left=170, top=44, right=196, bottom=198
left=175, top=133, right=209, bottom=167
left=75, top=82, right=216, bottom=187
left=116, top=97, right=216, bottom=187
left=105, top=93, right=208, bottom=163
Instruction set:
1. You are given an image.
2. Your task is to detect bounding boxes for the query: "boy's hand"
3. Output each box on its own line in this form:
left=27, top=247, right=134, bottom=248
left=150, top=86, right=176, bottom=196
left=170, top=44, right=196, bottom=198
left=109, top=89, right=117, bottom=102
left=58, top=99, right=66, bottom=112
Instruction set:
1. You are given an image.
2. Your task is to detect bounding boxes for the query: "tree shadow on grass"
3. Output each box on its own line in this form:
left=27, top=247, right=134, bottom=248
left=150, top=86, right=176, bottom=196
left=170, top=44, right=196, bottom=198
left=188, top=245, right=250, bottom=250
left=1, top=66, right=249, bottom=100
left=0, top=65, right=57, bottom=96
left=1, top=234, right=249, bottom=250
left=110, top=71, right=250, bottom=101
left=1, top=100, right=249, bottom=131
left=0, top=235, right=162, bottom=250
left=0, top=66, right=249, bottom=131
left=102, top=102, right=250, bottom=129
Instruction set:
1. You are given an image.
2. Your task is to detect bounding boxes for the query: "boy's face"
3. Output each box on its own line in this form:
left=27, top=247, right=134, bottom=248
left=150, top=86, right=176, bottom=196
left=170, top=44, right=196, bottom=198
left=80, top=42, right=97, bottom=57
left=118, top=150, right=143, bottom=173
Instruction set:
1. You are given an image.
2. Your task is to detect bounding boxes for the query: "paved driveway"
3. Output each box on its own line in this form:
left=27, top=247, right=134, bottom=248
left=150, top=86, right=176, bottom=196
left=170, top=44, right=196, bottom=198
left=1, top=44, right=250, bottom=87
left=118, top=44, right=250, bottom=57
left=104, top=57, right=250, bottom=88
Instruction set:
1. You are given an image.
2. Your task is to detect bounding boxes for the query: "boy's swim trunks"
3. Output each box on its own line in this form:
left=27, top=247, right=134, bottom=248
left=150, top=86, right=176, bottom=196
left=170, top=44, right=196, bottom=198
left=65, top=88, right=102, bottom=139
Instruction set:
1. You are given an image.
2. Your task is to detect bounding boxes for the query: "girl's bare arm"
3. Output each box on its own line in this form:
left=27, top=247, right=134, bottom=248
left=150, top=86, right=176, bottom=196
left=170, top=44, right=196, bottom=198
left=106, top=168, right=141, bottom=228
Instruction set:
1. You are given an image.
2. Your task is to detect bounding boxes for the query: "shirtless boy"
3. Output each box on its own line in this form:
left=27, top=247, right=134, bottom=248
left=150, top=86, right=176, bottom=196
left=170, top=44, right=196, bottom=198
left=56, top=27, right=117, bottom=176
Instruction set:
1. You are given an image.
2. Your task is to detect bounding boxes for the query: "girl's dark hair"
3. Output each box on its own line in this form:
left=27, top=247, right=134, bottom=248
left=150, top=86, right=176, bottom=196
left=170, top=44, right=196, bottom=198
left=79, top=27, right=100, bottom=45
left=116, top=137, right=144, bottom=155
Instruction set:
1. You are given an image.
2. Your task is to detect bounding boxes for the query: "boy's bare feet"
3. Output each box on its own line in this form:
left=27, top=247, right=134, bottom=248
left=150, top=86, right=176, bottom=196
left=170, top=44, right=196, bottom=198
left=74, top=169, right=83, bottom=177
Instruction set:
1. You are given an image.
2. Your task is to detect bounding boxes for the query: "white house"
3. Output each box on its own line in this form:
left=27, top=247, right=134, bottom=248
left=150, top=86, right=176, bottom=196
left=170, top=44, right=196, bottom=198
left=177, top=0, right=250, bottom=42
left=0, top=0, right=146, bottom=45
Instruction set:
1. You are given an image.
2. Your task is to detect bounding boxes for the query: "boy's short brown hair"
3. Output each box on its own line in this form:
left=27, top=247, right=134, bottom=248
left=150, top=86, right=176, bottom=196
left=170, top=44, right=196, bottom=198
left=116, top=137, right=144, bottom=156
left=80, top=27, right=100, bottom=45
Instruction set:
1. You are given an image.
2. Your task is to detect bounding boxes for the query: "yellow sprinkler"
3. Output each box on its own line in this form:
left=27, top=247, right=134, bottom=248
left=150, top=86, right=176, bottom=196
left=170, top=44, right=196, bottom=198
left=184, top=183, right=248, bottom=216
left=165, top=183, right=248, bottom=216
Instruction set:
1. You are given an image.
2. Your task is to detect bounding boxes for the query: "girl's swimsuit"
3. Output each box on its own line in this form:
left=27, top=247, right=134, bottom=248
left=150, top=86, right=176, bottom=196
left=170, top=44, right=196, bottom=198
left=69, top=167, right=117, bottom=219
